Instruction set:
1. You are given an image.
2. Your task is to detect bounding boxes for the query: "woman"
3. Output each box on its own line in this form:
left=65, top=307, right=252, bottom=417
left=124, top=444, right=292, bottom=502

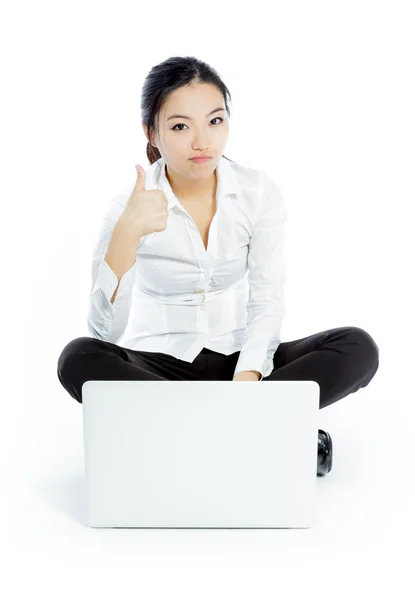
left=57, top=56, right=380, bottom=476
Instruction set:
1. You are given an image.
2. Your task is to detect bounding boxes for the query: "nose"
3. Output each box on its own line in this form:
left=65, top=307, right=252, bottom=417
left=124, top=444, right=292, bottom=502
left=192, top=129, right=210, bottom=150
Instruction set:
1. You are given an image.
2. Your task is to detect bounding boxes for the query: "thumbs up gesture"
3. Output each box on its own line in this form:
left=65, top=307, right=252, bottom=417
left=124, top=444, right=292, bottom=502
left=120, top=164, right=169, bottom=238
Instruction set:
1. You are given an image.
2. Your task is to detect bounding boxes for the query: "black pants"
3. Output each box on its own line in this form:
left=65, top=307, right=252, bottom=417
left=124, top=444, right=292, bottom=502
left=57, top=326, right=379, bottom=410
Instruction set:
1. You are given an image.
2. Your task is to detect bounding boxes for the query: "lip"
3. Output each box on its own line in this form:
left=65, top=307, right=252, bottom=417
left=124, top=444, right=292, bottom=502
left=190, top=157, right=211, bottom=163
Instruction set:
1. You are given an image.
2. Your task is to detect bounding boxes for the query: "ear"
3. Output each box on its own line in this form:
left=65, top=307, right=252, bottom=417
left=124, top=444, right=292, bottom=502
left=142, top=123, right=157, bottom=147
left=141, top=122, right=150, bottom=143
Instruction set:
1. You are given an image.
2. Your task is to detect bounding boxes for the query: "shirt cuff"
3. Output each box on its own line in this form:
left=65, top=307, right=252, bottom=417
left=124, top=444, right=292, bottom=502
left=233, top=349, right=277, bottom=381
left=91, top=256, right=137, bottom=305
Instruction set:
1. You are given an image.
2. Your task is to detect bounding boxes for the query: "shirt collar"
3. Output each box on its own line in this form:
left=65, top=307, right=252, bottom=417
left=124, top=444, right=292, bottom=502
left=145, top=155, right=241, bottom=210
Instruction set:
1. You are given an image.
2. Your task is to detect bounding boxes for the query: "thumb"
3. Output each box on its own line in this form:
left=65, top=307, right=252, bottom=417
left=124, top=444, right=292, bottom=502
left=134, top=164, right=146, bottom=192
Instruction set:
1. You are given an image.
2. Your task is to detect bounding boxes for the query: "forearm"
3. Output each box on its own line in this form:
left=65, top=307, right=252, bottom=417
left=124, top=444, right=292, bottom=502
left=104, top=218, right=143, bottom=304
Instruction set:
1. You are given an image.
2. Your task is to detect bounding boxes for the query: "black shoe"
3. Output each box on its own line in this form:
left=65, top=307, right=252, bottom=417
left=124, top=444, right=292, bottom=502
left=317, top=429, right=333, bottom=476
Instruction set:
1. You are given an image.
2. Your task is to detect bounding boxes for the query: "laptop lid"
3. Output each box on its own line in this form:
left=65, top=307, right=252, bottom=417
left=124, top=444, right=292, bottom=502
left=82, top=380, right=320, bottom=528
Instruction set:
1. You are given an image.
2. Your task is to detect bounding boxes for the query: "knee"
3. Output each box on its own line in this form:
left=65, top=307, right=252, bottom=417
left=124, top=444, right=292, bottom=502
left=57, top=336, right=98, bottom=383
left=348, top=326, right=379, bottom=370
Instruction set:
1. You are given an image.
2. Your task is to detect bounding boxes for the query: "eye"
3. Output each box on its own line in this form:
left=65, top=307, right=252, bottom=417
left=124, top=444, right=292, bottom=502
left=171, top=117, right=224, bottom=131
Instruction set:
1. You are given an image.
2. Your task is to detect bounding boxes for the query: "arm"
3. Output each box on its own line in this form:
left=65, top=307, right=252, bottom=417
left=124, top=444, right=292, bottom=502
left=87, top=187, right=145, bottom=343
left=232, top=172, right=287, bottom=381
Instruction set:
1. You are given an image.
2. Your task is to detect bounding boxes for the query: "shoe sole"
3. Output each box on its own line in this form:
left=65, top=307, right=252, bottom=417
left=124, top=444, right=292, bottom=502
left=325, top=430, right=333, bottom=473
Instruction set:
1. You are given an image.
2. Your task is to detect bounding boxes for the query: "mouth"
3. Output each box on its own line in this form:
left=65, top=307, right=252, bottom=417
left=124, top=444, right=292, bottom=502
left=190, top=157, right=212, bottom=163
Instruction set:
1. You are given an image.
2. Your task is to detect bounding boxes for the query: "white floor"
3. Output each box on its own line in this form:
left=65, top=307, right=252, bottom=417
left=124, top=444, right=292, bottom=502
left=5, top=362, right=413, bottom=600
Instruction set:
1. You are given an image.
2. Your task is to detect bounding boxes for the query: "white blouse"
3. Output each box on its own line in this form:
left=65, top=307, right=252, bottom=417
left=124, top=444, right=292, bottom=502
left=87, top=155, right=287, bottom=380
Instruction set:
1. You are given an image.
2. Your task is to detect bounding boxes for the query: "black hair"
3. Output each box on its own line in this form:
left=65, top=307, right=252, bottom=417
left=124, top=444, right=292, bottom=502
left=140, top=55, right=234, bottom=165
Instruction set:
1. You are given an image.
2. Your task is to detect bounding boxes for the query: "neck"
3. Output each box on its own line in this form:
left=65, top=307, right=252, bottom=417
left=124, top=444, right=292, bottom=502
left=165, top=164, right=217, bottom=203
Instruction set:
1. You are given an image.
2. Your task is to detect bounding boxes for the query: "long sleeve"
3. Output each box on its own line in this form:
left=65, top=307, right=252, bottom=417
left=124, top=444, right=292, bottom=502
left=87, top=186, right=144, bottom=343
left=233, top=172, right=287, bottom=381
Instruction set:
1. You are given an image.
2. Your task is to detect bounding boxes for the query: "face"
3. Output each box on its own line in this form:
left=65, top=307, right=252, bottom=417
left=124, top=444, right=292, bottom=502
left=143, top=82, right=230, bottom=181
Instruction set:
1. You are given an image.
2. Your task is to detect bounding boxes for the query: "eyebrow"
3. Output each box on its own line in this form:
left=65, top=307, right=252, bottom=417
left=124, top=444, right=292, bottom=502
left=166, top=107, right=225, bottom=121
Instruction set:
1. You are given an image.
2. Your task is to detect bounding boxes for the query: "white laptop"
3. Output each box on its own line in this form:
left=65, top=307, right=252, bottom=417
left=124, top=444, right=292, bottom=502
left=81, top=380, right=320, bottom=528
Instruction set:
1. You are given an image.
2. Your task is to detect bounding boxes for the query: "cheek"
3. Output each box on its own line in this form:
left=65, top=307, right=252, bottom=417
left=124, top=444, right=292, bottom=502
left=218, top=124, right=229, bottom=137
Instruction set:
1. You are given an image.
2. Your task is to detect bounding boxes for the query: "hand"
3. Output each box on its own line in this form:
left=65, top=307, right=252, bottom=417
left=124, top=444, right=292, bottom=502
left=119, top=164, right=169, bottom=238
left=233, top=370, right=261, bottom=382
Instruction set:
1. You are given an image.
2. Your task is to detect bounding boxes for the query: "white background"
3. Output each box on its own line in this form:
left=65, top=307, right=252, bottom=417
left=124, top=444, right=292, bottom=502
left=2, top=0, right=414, bottom=598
